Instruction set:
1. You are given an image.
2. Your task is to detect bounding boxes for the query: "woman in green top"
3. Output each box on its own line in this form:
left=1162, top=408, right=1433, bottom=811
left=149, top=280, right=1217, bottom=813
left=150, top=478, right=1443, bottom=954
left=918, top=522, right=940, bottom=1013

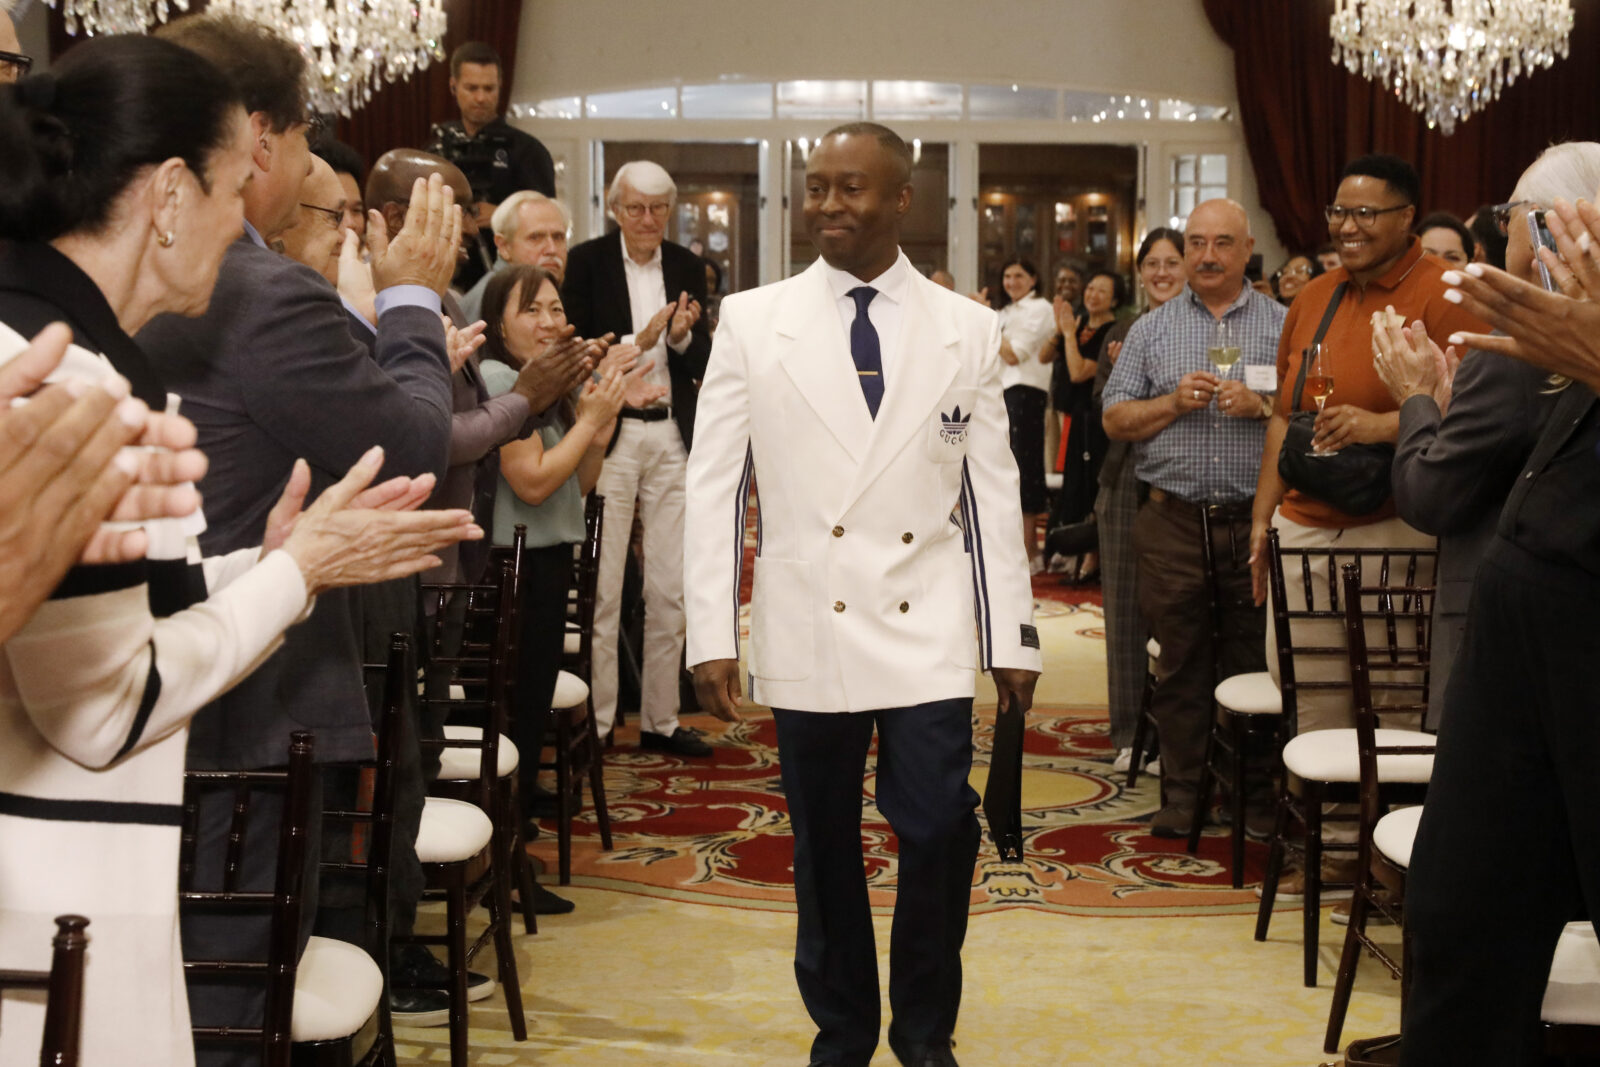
left=479, top=264, right=649, bottom=825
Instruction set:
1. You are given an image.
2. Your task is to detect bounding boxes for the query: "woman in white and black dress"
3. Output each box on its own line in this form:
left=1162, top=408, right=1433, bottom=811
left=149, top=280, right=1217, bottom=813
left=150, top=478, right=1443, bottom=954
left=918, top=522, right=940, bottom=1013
left=991, top=257, right=1056, bottom=573
left=0, top=37, right=476, bottom=1067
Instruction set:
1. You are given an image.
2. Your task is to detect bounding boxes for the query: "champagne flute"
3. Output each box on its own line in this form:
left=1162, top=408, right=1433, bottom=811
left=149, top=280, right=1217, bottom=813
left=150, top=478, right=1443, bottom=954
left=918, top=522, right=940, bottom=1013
left=1304, top=343, right=1335, bottom=456
left=1207, top=319, right=1241, bottom=377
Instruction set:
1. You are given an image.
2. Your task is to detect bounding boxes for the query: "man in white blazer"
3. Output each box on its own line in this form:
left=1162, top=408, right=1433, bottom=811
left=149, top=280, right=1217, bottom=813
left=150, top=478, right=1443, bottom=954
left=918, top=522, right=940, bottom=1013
left=685, top=123, right=1041, bottom=1067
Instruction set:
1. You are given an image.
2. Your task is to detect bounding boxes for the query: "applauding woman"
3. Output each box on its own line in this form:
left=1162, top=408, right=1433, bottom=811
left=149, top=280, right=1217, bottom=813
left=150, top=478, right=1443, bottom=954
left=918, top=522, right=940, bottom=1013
left=992, top=257, right=1056, bottom=573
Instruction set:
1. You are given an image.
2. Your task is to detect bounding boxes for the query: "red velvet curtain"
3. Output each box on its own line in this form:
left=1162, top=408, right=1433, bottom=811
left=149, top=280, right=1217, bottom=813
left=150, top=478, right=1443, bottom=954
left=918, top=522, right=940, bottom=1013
left=1202, top=0, right=1600, bottom=252
left=46, top=0, right=522, bottom=170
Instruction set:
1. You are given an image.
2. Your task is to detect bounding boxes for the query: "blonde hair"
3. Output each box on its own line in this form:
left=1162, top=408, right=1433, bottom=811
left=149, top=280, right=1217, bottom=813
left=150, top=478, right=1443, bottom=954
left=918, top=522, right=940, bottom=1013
left=490, top=190, right=569, bottom=241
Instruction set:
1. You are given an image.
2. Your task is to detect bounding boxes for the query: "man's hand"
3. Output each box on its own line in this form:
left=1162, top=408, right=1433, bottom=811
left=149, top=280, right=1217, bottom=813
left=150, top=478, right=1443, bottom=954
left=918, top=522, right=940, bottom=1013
left=443, top=316, right=487, bottom=374
left=1171, top=369, right=1221, bottom=414
left=261, top=460, right=437, bottom=556
left=337, top=230, right=378, bottom=325
left=1372, top=312, right=1458, bottom=414
left=1311, top=404, right=1393, bottom=453
left=367, top=173, right=462, bottom=296
left=991, top=668, right=1039, bottom=716
left=692, top=658, right=743, bottom=723
left=595, top=340, right=641, bottom=379
left=634, top=303, right=677, bottom=352
left=511, top=325, right=596, bottom=413
left=667, top=291, right=701, bottom=347
left=1214, top=379, right=1263, bottom=419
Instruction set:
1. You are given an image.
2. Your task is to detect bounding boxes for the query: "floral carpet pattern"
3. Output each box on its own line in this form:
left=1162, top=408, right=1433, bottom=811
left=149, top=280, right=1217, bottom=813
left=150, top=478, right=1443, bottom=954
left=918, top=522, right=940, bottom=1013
left=533, top=705, right=1268, bottom=918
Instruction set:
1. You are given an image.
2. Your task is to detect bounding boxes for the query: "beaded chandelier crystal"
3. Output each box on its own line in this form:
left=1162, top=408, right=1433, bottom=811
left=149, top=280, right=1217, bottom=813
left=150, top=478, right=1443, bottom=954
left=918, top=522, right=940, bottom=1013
left=46, top=0, right=447, bottom=117
left=1330, top=0, right=1574, bottom=135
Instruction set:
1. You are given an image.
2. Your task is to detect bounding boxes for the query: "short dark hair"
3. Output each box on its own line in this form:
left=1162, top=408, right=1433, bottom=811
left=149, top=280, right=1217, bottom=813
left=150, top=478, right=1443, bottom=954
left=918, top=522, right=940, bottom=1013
left=158, top=13, right=306, bottom=134
left=481, top=263, right=560, bottom=368
left=0, top=35, right=242, bottom=242
left=1087, top=269, right=1128, bottom=310
left=1466, top=204, right=1507, bottom=269
left=450, top=42, right=501, bottom=80
left=1415, top=211, right=1477, bottom=262
left=821, top=121, right=913, bottom=185
left=312, top=138, right=365, bottom=184
left=1136, top=227, right=1185, bottom=266
left=1341, top=153, right=1421, bottom=208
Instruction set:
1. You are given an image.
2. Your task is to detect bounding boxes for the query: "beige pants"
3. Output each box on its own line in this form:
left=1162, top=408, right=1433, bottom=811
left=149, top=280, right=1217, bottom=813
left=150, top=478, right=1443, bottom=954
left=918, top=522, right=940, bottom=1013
left=1266, top=508, right=1436, bottom=842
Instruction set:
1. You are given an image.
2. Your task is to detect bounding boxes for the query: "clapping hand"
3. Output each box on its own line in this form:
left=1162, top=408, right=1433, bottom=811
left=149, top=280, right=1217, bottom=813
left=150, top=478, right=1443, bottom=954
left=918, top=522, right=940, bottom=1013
left=511, top=325, right=597, bottom=413
left=1372, top=308, right=1458, bottom=414
left=337, top=230, right=377, bottom=326
left=367, top=173, right=463, bottom=296
left=442, top=316, right=487, bottom=374
left=666, top=291, right=701, bottom=346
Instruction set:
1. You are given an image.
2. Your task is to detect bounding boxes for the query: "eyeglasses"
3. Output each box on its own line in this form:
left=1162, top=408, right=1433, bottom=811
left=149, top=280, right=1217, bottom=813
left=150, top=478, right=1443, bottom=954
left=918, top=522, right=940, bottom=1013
left=0, top=50, right=33, bottom=82
left=301, top=112, right=328, bottom=143
left=1277, top=263, right=1312, bottom=279
left=300, top=202, right=344, bottom=229
left=1324, top=203, right=1412, bottom=227
left=617, top=202, right=670, bottom=220
left=1491, top=199, right=1537, bottom=235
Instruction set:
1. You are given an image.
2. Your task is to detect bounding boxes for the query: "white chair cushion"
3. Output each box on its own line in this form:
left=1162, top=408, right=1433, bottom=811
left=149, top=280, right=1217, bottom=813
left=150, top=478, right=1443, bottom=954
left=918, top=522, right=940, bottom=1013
left=1544, top=922, right=1600, bottom=1024
left=448, top=683, right=465, bottom=701
left=1373, top=805, right=1422, bottom=869
left=563, top=631, right=581, bottom=655
left=291, top=936, right=382, bottom=1042
left=1214, top=671, right=1282, bottom=715
left=552, top=670, right=589, bottom=709
left=1281, top=728, right=1435, bottom=784
left=415, top=796, right=493, bottom=863
left=436, top=725, right=519, bottom=779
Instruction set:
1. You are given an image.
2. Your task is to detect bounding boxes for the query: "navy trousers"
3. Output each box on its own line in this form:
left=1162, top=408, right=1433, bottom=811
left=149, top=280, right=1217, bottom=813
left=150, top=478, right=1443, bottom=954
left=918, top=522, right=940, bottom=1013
left=773, top=698, right=980, bottom=1067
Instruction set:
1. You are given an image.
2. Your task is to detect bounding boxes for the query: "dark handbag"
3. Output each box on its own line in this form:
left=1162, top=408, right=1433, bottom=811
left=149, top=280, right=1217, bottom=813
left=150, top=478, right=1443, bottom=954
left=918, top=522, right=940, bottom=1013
left=982, top=693, right=1026, bottom=862
left=1276, top=282, right=1396, bottom=516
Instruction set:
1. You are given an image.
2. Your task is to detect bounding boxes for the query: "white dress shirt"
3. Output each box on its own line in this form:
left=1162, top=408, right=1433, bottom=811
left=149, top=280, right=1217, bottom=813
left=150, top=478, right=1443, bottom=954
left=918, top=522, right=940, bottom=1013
left=619, top=232, right=686, bottom=406
left=821, top=249, right=913, bottom=387
left=996, top=293, right=1056, bottom=393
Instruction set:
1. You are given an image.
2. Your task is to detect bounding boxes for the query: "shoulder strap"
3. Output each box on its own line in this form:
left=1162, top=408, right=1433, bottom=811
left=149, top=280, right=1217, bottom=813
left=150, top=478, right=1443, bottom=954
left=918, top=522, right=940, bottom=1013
left=1290, top=281, right=1348, bottom=411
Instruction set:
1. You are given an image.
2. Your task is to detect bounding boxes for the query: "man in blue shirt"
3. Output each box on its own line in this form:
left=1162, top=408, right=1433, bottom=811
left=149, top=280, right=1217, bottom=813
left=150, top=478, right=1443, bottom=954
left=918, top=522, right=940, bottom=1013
left=1103, top=198, right=1286, bottom=837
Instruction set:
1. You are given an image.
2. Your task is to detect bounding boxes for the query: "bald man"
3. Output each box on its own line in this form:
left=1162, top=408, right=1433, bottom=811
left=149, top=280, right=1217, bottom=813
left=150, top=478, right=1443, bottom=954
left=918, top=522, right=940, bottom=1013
left=1101, top=199, right=1286, bottom=839
left=276, top=156, right=346, bottom=285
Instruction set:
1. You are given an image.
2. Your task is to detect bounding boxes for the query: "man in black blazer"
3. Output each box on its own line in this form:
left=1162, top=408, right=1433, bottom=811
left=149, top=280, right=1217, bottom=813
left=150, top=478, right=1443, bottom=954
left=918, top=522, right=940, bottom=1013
left=561, top=160, right=713, bottom=756
left=142, top=14, right=461, bottom=1058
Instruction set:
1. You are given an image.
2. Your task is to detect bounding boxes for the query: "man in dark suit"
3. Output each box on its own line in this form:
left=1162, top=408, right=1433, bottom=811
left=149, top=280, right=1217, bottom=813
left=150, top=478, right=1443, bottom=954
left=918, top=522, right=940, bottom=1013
left=562, top=160, right=713, bottom=756
left=141, top=14, right=460, bottom=1060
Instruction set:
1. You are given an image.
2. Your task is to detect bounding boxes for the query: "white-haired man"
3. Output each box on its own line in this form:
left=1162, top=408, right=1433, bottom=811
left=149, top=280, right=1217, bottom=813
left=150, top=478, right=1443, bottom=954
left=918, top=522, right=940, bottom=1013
left=0, top=1, right=30, bottom=83
left=562, top=160, right=713, bottom=757
left=458, top=190, right=571, bottom=324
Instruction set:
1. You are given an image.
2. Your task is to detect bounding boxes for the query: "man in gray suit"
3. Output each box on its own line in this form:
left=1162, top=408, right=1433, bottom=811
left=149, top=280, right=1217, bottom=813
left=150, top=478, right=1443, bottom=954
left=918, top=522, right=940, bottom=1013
left=141, top=14, right=462, bottom=1058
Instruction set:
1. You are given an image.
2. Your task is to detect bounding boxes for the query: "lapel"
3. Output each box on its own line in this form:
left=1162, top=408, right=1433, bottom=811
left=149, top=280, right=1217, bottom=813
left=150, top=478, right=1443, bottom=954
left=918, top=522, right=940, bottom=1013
left=604, top=235, right=632, bottom=333
left=1523, top=380, right=1597, bottom=474
left=775, top=260, right=874, bottom=465
left=843, top=271, right=960, bottom=511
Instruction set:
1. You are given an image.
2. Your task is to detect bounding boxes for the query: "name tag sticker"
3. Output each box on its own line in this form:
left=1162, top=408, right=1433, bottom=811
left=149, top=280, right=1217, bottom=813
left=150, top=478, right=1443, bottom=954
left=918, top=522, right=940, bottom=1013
left=1244, top=364, right=1277, bottom=391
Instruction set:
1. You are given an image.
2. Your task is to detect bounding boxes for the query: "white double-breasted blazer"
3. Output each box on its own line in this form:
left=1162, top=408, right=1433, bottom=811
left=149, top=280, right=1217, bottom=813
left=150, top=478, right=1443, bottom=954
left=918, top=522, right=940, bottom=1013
left=684, top=254, right=1041, bottom=713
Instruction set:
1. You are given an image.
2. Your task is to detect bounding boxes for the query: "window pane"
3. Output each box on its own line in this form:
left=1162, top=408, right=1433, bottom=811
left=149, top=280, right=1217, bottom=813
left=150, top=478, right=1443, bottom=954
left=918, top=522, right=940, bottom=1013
left=1176, top=186, right=1196, bottom=217
left=520, top=97, right=580, bottom=120
left=585, top=87, right=678, bottom=119
left=681, top=82, right=773, bottom=120
left=776, top=79, right=866, bottom=119
left=1173, top=155, right=1196, bottom=185
left=968, top=84, right=1057, bottom=121
left=872, top=80, right=962, bottom=119
left=1200, top=154, right=1228, bottom=184
left=1199, top=185, right=1228, bottom=202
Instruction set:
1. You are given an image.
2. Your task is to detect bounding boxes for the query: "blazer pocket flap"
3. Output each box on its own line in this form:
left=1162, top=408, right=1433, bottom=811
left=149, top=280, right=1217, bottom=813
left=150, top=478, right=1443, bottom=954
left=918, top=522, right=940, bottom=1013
left=749, top=557, right=815, bottom=681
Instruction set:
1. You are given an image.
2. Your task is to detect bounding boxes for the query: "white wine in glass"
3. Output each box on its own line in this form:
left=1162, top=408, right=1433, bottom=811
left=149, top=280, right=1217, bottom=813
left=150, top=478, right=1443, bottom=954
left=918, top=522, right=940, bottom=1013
left=1208, top=319, right=1241, bottom=374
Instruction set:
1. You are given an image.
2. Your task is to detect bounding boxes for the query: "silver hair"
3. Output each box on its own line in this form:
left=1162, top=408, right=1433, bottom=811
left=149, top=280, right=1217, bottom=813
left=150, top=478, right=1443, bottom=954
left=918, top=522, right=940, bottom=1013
left=1512, top=142, right=1600, bottom=207
left=606, top=160, right=676, bottom=212
left=490, top=190, right=570, bottom=241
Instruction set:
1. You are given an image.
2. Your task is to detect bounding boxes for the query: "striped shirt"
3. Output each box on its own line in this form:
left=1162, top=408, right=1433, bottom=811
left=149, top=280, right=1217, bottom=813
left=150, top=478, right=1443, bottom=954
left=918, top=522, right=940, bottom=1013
left=1102, top=283, right=1286, bottom=504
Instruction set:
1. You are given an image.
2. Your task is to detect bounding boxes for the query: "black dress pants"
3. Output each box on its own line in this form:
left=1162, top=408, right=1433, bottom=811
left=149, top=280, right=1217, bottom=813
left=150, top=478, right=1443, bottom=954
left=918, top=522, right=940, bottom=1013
left=773, top=698, right=979, bottom=1067
left=511, top=542, right=575, bottom=812
left=1402, top=540, right=1600, bottom=1065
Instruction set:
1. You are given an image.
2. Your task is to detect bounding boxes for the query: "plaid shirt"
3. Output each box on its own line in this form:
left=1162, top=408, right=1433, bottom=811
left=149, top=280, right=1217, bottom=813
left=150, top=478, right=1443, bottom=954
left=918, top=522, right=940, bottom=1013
left=1102, top=284, right=1286, bottom=504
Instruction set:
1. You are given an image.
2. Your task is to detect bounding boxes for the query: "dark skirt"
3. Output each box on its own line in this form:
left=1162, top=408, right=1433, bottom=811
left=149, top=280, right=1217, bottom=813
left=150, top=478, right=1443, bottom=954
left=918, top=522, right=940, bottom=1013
left=1003, top=385, right=1048, bottom=515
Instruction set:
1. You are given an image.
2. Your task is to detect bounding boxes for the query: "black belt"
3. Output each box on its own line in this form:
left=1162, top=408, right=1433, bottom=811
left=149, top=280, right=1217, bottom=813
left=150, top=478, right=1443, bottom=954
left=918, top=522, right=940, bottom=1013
left=619, top=407, right=672, bottom=422
left=1147, top=486, right=1254, bottom=521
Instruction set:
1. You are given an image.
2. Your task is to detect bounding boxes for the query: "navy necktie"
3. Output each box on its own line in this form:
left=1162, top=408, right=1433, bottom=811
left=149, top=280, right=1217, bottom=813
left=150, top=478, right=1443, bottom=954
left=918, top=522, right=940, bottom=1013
left=847, top=285, right=884, bottom=418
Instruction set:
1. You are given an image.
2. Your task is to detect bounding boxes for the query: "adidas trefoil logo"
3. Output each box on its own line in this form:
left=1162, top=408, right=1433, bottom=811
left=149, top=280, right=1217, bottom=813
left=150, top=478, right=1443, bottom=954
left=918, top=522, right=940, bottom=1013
left=939, top=405, right=971, bottom=444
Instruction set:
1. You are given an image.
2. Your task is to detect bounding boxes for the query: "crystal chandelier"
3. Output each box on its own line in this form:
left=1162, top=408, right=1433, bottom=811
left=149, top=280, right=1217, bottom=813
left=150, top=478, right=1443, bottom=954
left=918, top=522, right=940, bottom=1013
left=1330, top=0, right=1574, bottom=135
left=46, top=0, right=447, bottom=118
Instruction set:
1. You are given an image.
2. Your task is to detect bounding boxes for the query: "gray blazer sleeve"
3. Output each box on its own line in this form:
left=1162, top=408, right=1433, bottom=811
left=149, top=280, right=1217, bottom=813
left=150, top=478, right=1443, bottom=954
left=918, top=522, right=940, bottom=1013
left=448, top=384, right=531, bottom=466
left=1392, top=349, right=1549, bottom=538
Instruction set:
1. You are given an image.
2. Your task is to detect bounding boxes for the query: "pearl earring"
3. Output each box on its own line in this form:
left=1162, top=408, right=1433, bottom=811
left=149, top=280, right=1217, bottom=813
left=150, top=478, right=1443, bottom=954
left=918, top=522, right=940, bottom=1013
left=157, top=231, right=175, bottom=248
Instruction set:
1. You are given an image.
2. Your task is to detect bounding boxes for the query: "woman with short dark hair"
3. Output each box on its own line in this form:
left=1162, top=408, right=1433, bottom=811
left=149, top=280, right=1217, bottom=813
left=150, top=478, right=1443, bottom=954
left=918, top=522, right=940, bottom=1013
left=992, top=256, right=1055, bottom=572
left=1051, top=268, right=1125, bottom=581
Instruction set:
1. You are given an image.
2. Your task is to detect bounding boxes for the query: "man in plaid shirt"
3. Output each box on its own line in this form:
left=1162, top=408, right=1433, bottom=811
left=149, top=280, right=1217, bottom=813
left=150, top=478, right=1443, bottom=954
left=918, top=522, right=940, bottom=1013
left=1102, top=199, right=1286, bottom=837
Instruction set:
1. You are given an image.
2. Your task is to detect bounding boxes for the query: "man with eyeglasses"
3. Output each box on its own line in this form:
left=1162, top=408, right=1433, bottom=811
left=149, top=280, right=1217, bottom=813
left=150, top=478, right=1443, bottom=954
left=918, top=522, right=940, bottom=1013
left=275, top=155, right=346, bottom=285
left=563, top=159, right=715, bottom=758
left=1247, top=154, right=1484, bottom=906
left=0, top=5, right=29, bottom=84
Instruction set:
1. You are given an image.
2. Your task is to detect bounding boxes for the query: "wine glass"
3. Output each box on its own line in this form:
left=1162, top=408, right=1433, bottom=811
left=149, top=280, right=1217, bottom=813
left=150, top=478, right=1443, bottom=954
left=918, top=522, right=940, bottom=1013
left=1207, top=319, right=1241, bottom=378
left=1304, top=343, right=1335, bottom=457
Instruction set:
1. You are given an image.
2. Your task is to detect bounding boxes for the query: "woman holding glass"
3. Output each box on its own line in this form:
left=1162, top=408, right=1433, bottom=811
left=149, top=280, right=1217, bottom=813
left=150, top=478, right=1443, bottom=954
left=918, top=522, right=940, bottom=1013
left=992, top=257, right=1056, bottom=573
left=1096, top=229, right=1184, bottom=772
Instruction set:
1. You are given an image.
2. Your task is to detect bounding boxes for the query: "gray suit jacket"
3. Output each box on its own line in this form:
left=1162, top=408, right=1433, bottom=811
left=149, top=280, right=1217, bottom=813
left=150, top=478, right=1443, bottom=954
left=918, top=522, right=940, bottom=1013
left=138, top=236, right=453, bottom=768
left=1392, top=348, right=1556, bottom=727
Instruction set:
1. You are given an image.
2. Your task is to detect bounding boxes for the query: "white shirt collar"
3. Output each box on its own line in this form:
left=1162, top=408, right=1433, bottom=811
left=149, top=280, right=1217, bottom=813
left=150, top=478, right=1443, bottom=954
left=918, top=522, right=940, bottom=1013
left=242, top=219, right=267, bottom=249
left=619, top=230, right=664, bottom=271
left=821, top=249, right=912, bottom=309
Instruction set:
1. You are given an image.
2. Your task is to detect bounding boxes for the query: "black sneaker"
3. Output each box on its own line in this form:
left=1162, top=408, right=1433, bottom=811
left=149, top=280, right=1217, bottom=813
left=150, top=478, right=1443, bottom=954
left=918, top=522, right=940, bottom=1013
left=513, top=883, right=576, bottom=915
left=640, top=726, right=713, bottom=758
left=395, top=946, right=496, bottom=1004
left=389, top=987, right=449, bottom=1028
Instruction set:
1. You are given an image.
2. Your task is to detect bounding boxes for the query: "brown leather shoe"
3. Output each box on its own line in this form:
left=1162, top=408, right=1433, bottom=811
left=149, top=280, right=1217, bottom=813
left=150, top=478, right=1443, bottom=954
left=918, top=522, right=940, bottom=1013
left=1254, top=857, right=1359, bottom=901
